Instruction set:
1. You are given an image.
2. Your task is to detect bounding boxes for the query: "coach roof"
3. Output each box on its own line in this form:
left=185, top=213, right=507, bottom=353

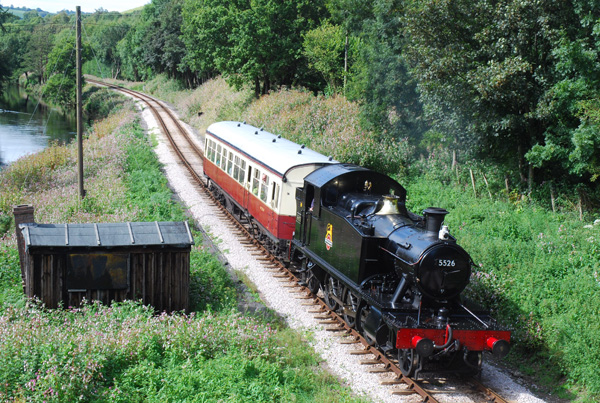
left=206, top=121, right=336, bottom=177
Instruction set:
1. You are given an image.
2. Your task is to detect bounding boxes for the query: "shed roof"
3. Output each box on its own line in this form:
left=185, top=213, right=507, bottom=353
left=19, top=221, right=194, bottom=249
left=206, top=121, right=336, bottom=177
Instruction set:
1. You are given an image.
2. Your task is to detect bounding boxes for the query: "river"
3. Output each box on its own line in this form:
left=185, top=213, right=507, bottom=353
left=0, top=84, right=77, bottom=167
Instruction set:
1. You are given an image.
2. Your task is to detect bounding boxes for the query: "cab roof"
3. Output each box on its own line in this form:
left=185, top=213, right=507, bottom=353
left=304, top=163, right=407, bottom=202
left=206, top=121, right=336, bottom=177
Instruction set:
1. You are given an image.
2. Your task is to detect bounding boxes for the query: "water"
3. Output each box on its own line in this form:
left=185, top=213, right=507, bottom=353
left=0, top=84, right=77, bottom=167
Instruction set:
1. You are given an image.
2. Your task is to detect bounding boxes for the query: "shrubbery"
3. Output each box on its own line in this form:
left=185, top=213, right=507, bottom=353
left=1, top=301, right=354, bottom=402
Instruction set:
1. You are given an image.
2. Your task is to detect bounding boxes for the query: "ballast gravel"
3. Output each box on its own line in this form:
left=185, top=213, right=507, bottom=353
left=131, top=98, right=548, bottom=403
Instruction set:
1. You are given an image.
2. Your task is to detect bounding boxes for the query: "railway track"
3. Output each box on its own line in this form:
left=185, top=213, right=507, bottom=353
left=91, top=78, right=511, bottom=403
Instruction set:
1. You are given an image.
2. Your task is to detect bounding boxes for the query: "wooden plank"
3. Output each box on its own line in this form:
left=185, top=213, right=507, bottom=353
left=359, top=359, right=382, bottom=365
left=349, top=350, right=372, bottom=355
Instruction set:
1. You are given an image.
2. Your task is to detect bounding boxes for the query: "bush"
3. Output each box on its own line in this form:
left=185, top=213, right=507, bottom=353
left=244, top=88, right=414, bottom=178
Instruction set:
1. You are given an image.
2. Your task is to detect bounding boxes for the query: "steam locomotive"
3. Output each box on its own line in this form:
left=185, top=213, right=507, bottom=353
left=203, top=121, right=510, bottom=378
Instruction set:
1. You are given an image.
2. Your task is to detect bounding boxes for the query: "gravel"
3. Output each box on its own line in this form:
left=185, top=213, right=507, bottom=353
left=131, top=97, right=548, bottom=403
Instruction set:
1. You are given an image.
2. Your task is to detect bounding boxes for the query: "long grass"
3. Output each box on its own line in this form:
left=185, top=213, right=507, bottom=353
left=0, top=98, right=368, bottom=403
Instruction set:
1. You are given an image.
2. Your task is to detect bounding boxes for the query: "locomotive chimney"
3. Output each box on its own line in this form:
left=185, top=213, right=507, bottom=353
left=423, top=207, right=448, bottom=235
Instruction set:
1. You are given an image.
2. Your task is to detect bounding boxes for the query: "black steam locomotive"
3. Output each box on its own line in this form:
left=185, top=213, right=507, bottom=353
left=291, top=164, right=510, bottom=378
left=203, top=122, right=510, bottom=379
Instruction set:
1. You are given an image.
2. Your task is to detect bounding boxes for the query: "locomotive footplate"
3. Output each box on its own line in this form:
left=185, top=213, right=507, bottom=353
left=383, top=312, right=511, bottom=359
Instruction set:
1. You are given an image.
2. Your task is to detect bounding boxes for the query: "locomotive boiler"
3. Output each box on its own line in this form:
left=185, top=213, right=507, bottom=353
left=203, top=122, right=510, bottom=379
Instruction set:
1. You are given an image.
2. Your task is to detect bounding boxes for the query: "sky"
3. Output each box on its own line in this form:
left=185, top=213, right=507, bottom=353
left=4, top=0, right=150, bottom=13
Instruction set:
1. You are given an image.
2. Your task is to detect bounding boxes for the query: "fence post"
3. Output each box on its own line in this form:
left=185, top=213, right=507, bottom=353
left=469, top=168, right=477, bottom=197
left=482, top=173, right=492, bottom=199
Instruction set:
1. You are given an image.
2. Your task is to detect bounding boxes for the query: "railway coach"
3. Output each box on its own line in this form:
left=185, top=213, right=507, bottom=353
left=203, top=121, right=335, bottom=257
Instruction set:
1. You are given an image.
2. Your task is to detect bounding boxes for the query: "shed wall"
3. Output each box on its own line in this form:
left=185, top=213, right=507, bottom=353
left=23, top=249, right=190, bottom=312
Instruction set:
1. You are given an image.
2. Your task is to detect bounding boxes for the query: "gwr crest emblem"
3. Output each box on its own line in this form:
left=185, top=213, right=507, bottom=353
left=325, top=223, right=333, bottom=250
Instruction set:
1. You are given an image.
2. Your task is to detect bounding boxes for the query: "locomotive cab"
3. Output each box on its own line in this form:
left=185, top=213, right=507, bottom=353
left=293, top=164, right=409, bottom=290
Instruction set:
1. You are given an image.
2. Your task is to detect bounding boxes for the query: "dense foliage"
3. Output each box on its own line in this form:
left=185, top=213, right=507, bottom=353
left=2, top=0, right=599, bottom=199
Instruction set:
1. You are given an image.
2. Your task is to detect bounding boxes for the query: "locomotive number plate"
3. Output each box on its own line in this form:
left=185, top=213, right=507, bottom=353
left=436, top=259, right=456, bottom=267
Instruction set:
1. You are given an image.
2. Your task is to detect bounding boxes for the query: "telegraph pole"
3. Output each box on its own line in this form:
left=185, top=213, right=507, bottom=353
left=76, top=6, right=85, bottom=199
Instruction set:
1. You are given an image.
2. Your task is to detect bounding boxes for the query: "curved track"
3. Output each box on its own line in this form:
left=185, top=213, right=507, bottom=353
left=91, top=79, right=510, bottom=403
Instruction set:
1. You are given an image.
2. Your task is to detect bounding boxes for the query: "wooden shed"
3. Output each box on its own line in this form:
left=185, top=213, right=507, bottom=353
left=14, top=206, right=194, bottom=312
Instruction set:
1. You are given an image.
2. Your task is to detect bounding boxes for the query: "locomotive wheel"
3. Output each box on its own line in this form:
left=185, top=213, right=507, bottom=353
left=356, top=303, right=375, bottom=346
left=463, top=351, right=482, bottom=375
left=322, top=275, right=340, bottom=311
left=301, top=268, right=320, bottom=294
left=399, top=349, right=419, bottom=377
left=342, top=290, right=359, bottom=328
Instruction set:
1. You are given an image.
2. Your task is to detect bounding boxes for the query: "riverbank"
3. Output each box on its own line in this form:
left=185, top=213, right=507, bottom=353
left=0, top=96, right=367, bottom=402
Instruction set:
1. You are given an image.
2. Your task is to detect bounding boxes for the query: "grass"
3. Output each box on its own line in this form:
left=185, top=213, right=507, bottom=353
left=0, top=96, right=369, bottom=403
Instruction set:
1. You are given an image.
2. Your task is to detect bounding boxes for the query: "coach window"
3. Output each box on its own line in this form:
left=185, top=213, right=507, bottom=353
left=233, top=156, right=240, bottom=181
left=215, top=144, right=222, bottom=166
left=210, top=140, right=217, bottom=163
left=227, top=151, right=234, bottom=175
left=252, top=168, right=260, bottom=196
left=220, top=148, right=227, bottom=170
left=239, top=160, right=246, bottom=184
left=260, top=174, right=269, bottom=203
left=206, top=140, right=212, bottom=162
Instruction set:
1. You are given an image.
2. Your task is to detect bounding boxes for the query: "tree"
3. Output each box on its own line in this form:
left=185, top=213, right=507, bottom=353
left=181, top=0, right=234, bottom=80
left=117, top=0, right=191, bottom=84
left=90, top=20, right=130, bottom=78
left=0, top=5, right=9, bottom=32
left=302, top=22, right=345, bottom=93
left=326, top=0, right=426, bottom=144
left=182, top=0, right=327, bottom=97
left=23, top=26, right=54, bottom=84
left=43, top=36, right=91, bottom=109
left=403, top=0, right=600, bottom=187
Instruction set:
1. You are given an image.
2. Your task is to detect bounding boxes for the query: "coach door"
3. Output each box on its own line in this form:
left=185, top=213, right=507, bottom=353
left=259, top=172, right=274, bottom=232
